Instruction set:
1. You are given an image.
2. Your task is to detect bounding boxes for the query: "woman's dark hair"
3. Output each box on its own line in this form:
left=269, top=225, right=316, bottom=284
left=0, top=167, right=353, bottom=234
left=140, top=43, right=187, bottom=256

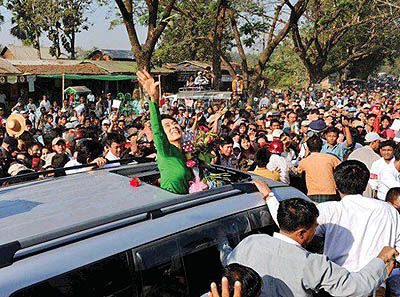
left=380, top=139, right=396, bottom=150
left=219, top=263, right=262, bottom=297
left=160, top=114, right=177, bottom=123
left=255, top=148, right=271, bottom=168
left=277, top=198, right=319, bottom=233
left=334, top=160, right=369, bottom=195
left=306, top=135, right=322, bottom=152
left=386, top=187, right=400, bottom=203
left=367, top=113, right=377, bottom=120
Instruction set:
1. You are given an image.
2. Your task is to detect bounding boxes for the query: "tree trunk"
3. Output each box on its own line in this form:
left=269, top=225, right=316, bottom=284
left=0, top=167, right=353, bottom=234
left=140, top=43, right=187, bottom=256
left=70, top=30, right=76, bottom=59
left=227, top=8, right=249, bottom=91
left=36, top=35, right=41, bottom=59
left=212, top=0, right=227, bottom=90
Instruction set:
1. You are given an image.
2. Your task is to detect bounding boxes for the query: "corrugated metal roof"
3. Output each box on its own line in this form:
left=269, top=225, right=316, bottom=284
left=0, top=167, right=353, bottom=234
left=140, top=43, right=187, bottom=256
left=165, top=60, right=240, bottom=72
left=0, top=58, right=22, bottom=74
left=82, top=60, right=138, bottom=74
left=1, top=45, right=69, bottom=60
left=98, top=49, right=135, bottom=60
left=16, top=64, right=107, bottom=75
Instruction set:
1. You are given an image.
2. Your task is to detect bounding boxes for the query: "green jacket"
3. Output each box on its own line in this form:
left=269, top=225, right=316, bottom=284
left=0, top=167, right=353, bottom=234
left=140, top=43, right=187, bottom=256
left=149, top=101, right=193, bottom=194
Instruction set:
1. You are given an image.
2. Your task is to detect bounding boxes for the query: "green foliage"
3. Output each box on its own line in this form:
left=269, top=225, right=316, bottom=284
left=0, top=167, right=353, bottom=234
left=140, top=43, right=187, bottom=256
left=6, top=0, right=91, bottom=58
left=292, top=0, right=400, bottom=84
left=7, top=0, right=44, bottom=51
left=264, top=44, right=307, bottom=89
left=153, top=0, right=233, bottom=65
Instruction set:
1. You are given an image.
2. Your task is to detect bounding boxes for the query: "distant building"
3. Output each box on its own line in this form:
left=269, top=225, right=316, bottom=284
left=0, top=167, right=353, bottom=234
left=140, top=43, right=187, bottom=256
left=1, top=45, right=69, bottom=60
left=87, top=49, right=135, bottom=61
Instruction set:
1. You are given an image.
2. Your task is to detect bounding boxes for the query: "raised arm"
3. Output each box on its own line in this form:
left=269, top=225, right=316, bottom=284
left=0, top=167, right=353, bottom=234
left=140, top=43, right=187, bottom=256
left=137, top=70, right=171, bottom=157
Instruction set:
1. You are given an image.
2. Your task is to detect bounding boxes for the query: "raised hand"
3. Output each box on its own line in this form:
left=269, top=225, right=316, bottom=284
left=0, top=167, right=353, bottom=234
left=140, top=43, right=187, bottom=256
left=208, top=277, right=241, bottom=297
left=136, top=70, right=160, bottom=102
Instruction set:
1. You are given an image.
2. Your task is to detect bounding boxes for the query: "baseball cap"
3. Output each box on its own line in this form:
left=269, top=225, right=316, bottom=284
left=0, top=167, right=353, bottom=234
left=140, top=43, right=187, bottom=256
left=52, top=137, right=66, bottom=146
left=365, top=132, right=384, bottom=143
left=301, top=120, right=311, bottom=127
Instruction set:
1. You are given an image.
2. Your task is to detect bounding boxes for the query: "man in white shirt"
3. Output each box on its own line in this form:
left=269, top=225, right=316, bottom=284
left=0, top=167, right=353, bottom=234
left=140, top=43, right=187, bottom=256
left=348, top=132, right=383, bottom=197
left=87, top=92, right=95, bottom=103
left=225, top=192, right=398, bottom=297
left=376, top=144, right=400, bottom=201
left=104, top=132, right=124, bottom=168
left=369, top=140, right=397, bottom=200
left=39, top=95, right=51, bottom=112
left=266, top=160, right=400, bottom=296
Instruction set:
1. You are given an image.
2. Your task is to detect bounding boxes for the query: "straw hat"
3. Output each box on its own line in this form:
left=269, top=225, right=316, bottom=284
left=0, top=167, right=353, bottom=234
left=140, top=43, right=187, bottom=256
left=6, top=113, right=26, bottom=137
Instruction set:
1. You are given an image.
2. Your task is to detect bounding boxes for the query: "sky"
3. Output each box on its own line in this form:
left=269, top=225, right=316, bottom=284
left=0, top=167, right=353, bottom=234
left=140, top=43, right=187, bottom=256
left=0, top=4, right=147, bottom=50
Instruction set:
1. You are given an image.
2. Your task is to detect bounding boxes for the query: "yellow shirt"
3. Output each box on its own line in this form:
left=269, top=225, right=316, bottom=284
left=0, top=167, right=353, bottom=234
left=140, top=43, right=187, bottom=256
left=250, top=168, right=280, bottom=181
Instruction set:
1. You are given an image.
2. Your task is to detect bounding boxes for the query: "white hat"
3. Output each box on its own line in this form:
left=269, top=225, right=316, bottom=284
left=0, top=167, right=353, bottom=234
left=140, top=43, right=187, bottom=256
left=272, top=129, right=283, bottom=138
left=233, top=142, right=241, bottom=150
left=365, top=132, right=384, bottom=143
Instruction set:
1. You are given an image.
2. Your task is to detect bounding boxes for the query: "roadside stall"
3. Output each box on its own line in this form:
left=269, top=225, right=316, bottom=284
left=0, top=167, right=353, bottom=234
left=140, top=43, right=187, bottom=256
left=64, top=86, right=91, bottom=107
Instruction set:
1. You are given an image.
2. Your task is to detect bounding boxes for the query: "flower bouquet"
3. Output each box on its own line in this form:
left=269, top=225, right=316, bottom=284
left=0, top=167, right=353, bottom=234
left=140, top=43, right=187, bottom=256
left=184, top=126, right=231, bottom=192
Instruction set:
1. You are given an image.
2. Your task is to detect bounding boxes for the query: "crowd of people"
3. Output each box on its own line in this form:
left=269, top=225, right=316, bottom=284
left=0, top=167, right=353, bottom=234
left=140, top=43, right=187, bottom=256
left=2, top=71, right=400, bottom=296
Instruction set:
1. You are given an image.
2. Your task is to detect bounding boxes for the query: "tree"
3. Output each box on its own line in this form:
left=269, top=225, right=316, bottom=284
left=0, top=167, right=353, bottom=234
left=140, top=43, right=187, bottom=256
left=108, top=0, right=176, bottom=71
left=227, top=0, right=308, bottom=102
left=169, top=0, right=235, bottom=88
left=291, top=0, right=400, bottom=85
left=60, top=0, right=91, bottom=59
left=153, top=0, right=232, bottom=66
left=7, top=0, right=44, bottom=58
left=264, top=44, right=308, bottom=89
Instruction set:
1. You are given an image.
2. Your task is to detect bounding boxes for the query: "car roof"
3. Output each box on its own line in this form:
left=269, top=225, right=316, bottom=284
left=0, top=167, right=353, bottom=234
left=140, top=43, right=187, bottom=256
left=0, top=184, right=308, bottom=297
left=0, top=163, right=285, bottom=263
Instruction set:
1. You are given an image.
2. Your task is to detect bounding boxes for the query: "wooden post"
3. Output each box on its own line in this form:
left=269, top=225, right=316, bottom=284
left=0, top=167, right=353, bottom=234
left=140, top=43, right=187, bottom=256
left=158, top=74, right=162, bottom=100
left=62, top=73, right=65, bottom=102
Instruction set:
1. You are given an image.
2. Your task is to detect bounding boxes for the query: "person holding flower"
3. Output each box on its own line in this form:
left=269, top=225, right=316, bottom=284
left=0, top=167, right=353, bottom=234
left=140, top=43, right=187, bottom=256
left=137, top=70, right=193, bottom=194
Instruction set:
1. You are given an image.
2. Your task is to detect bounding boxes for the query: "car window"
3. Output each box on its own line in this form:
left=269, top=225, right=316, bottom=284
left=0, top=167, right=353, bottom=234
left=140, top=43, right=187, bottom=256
left=248, top=205, right=278, bottom=235
left=178, top=213, right=251, bottom=297
left=134, top=238, right=188, bottom=297
left=11, top=252, right=136, bottom=297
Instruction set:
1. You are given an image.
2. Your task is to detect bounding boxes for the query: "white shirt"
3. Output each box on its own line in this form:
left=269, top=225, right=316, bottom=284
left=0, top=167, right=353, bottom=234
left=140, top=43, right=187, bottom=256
left=40, top=99, right=51, bottom=112
left=273, top=232, right=300, bottom=247
left=74, top=103, right=85, bottom=116
left=64, top=159, right=86, bottom=175
left=369, top=158, right=394, bottom=191
left=87, top=94, right=95, bottom=102
left=104, top=150, right=120, bottom=168
left=377, top=164, right=400, bottom=200
left=267, top=194, right=400, bottom=272
left=267, top=154, right=290, bottom=184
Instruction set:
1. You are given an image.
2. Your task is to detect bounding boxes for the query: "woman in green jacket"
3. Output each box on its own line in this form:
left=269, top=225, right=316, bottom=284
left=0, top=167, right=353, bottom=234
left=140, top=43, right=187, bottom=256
left=137, top=70, right=193, bottom=194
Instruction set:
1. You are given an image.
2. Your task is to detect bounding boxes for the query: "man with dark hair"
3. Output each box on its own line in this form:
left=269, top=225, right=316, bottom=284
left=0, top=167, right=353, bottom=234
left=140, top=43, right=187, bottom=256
left=320, top=124, right=352, bottom=161
left=375, top=143, right=400, bottom=201
left=386, top=187, right=400, bottom=213
left=105, top=133, right=124, bottom=167
left=216, top=135, right=238, bottom=169
left=249, top=148, right=280, bottom=181
left=297, top=135, right=341, bottom=202
left=370, top=140, right=397, bottom=200
left=227, top=183, right=397, bottom=297
left=267, top=160, right=400, bottom=297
